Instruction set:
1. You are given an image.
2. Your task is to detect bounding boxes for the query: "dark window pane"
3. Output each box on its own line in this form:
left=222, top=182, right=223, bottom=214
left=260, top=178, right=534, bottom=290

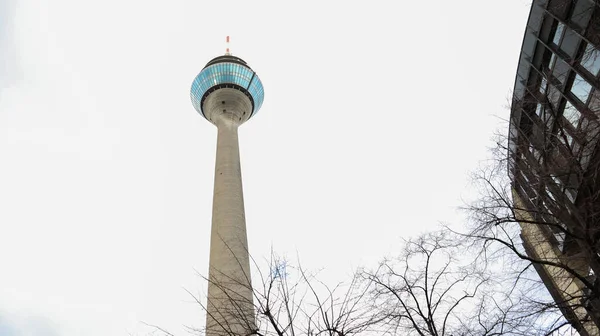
left=571, top=0, right=595, bottom=29
left=548, top=84, right=562, bottom=110
left=553, top=58, right=570, bottom=85
left=559, top=27, right=580, bottom=58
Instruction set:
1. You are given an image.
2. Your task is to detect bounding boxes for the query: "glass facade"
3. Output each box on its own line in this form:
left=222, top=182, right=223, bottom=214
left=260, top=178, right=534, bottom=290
left=510, top=1, right=600, bottom=331
left=513, top=5, right=600, bottom=227
left=190, top=62, right=265, bottom=117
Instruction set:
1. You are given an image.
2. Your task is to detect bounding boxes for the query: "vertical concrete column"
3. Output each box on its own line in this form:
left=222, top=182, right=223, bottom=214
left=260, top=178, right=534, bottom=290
left=206, top=117, right=255, bottom=336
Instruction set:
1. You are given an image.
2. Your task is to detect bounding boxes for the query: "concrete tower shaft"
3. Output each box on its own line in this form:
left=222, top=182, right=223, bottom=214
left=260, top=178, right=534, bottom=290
left=190, top=54, right=264, bottom=336
left=204, top=88, right=254, bottom=336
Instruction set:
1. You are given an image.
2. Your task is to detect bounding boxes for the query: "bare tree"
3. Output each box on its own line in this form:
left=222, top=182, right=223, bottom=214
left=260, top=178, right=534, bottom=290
left=140, top=229, right=582, bottom=336
left=362, top=230, right=572, bottom=336
left=165, top=250, right=386, bottom=336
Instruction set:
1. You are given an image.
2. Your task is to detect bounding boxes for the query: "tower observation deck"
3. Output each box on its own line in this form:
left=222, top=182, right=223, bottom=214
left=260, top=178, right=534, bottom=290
left=190, top=53, right=265, bottom=336
left=191, top=55, right=264, bottom=126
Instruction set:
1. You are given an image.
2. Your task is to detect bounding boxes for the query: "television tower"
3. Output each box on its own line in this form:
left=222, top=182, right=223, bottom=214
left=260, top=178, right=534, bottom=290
left=190, top=37, right=265, bottom=336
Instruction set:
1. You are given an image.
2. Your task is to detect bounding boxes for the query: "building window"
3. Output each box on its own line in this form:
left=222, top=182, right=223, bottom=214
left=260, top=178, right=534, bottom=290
left=559, top=27, right=580, bottom=58
left=553, top=22, right=565, bottom=45
left=560, top=128, right=574, bottom=147
left=536, top=103, right=544, bottom=118
left=554, top=58, right=570, bottom=85
left=571, top=0, right=596, bottom=30
left=581, top=43, right=600, bottom=76
left=563, top=100, right=582, bottom=127
left=548, top=84, right=562, bottom=110
left=570, top=74, right=593, bottom=104
left=554, top=231, right=566, bottom=251
left=549, top=52, right=557, bottom=72
left=540, top=77, right=548, bottom=94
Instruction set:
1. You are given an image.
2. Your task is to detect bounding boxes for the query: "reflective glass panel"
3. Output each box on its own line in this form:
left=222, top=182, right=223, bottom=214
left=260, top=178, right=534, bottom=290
left=554, top=231, right=565, bottom=250
left=581, top=43, right=600, bottom=76
left=563, top=100, right=581, bottom=127
left=559, top=27, right=580, bottom=57
left=540, top=77, right=547, bottom=93
left=558, top=126, right=573, bottom=146
left=548, top=84, right=562, bottom=110
left=570, top=74, right=593, bottom=104
left=548, top=53, right=557, bottom=71
left=190, top=62, right=265, bottom=115
left=536, top=103, right=543, bottom=117
left=553, top=22, right=565, bottom=45
left=553, top=58, right=570, bottom=85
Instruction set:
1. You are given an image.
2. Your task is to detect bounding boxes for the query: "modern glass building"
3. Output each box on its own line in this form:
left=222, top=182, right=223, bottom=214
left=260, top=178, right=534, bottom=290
left=509, top=0, right=600, bottom=333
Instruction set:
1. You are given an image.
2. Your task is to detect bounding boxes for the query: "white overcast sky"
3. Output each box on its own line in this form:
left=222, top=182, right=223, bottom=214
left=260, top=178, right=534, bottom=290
left=0, top=1, right=532, bottom=335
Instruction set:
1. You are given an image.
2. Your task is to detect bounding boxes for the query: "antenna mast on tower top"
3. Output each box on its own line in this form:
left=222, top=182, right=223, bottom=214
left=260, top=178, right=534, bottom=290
left=225, top=36, right=231, bottom=55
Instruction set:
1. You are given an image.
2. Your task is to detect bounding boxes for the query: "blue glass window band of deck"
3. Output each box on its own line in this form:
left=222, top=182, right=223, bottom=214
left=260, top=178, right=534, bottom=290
left=190, top=62, right=265, bottom=117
